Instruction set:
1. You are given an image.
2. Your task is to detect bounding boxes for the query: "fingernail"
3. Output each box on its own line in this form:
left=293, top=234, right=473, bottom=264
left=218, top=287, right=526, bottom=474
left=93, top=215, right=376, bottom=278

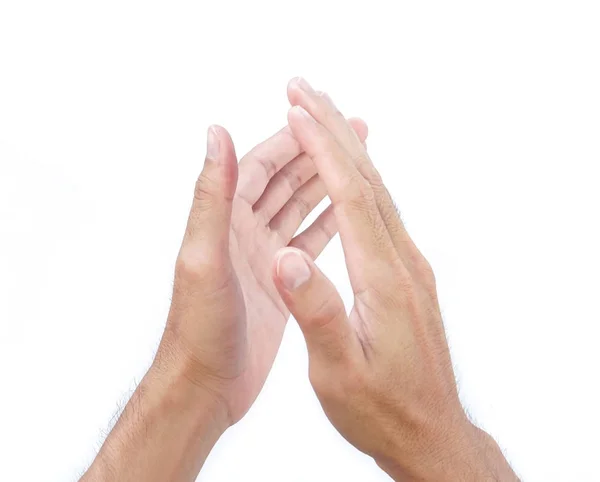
left=293, top=76, right=315, bottom=93
left=207, top=126, right=220, bottom=160
left=277, top=249, right=311, bottom=291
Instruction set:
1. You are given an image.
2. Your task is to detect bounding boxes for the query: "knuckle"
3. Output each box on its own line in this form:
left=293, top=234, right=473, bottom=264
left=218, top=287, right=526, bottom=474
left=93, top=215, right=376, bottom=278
left=194, top=171, right=219, bottom=203
left=416, top=256, right=437, bottom=292
left=174, top=249, right=214, bottom=284
left=308, top=296, right=344, bottom=332
left=319, top=213, right=337, bottom=240
left=259, top=156, right=277, bottom=179
left=369, top=171, right=386, bottom=191
left=342, top=175, right=375, bottom=210
left=418, top=257, right=436, bottom=283
left=352, top=153, right=379, bottom=181
left=281, top=165, right=305, bottom=193
left=279, top=127, right=302, bottom=152
left=291, top=194, right=312, bottom=219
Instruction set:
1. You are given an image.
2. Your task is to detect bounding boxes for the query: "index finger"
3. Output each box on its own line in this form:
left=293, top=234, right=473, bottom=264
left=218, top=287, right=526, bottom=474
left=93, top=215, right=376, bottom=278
left=287, top=106, right=403, bottom=292
left=288, top=78, right=423, bottom=275
left=236, top=126, right=302, bottom=205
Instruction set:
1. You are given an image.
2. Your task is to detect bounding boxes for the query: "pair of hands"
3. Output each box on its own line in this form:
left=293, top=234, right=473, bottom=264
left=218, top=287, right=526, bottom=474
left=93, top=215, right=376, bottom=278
left=84, top=78, right=518, bottom=481
left=157, top=77, right=517, bottom=480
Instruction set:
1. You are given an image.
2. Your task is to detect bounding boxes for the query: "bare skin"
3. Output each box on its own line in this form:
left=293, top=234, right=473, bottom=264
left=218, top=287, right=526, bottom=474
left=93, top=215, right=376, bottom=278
left=81, top=119, right=367, bottom=481
left=81, top=79, right=517, bottom=481
left=272, top=77, right=519, bottom=481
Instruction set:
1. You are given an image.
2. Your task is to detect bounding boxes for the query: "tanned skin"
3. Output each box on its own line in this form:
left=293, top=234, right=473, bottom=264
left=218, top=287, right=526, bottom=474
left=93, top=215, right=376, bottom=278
left=81, top=78, right=518, bottom=482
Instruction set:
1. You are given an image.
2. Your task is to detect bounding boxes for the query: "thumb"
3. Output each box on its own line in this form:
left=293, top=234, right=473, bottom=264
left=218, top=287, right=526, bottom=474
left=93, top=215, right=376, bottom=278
left=181, top=125, right=238, bottom=262
left=273, top=247, right=359, bottom=363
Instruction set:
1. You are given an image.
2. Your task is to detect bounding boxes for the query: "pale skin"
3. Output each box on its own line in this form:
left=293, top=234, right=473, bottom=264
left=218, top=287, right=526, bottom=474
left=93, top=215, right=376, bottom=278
left=81, top=78, right=519, bottom=482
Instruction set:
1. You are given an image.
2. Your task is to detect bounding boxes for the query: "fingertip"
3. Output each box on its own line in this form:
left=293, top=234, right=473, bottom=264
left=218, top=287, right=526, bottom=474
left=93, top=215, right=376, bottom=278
left=209, top=125, right=235, bottom=153
left=206, top=124, right=238, bottom=196
left=206, top=125, right=221, bottom=161
left=348, top=117, right=369, bottom=142
left=207, top=124, right=233, bottom=155
left=274, top=247, right=312, bottom=292
left=287, top=76, right=304, bottom=106
left=287, top=106, right=320, bottom=159
left=288, top=76, right=301, bottom=91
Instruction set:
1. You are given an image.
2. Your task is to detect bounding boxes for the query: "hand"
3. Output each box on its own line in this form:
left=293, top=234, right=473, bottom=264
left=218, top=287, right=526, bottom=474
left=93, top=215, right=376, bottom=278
left=83, top=124, right=373, bottom=482
left=271, top=78, right=518, bottom=481
left=156, top=120, right=367, bottom=425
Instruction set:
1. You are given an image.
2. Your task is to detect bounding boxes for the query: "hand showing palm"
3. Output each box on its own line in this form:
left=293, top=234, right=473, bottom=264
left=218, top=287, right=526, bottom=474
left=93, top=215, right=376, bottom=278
left=159, top=118, right=367, bottom=424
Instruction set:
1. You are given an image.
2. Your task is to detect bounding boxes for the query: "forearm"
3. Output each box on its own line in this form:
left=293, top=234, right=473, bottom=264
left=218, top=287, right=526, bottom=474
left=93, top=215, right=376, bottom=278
left=376, top=421, right=519, bottom=482
left=81, top=356, right=228, bottom=482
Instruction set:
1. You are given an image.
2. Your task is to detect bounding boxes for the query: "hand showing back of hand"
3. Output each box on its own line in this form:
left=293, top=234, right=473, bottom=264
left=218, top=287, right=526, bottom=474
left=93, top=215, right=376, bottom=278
left=270, top=78, right=519, bottom=482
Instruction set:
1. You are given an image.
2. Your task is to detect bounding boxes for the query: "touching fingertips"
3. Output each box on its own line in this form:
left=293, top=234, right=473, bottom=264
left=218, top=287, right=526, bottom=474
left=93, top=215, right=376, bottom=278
left=276, top=249, right=311, bottom=291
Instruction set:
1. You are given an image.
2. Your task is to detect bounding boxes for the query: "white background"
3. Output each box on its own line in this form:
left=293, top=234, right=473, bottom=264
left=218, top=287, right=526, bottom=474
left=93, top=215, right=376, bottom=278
left=1, top=1, right=599, bottom=481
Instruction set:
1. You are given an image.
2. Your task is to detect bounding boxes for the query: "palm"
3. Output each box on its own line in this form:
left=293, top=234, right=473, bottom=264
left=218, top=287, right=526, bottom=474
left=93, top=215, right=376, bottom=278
left=222, top=127, right=332, bottom=420
left=217, top=122, right=366, bottom=421
left=229, top=200, right=291, bottom=409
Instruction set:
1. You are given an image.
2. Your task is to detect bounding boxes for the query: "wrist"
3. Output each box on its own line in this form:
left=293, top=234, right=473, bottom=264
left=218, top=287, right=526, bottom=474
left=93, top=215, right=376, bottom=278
left=83, top=351, right=230, bottom=482
left=376, top=416, right=518, bottom=482
left=149, top=346, right=231, bottom=436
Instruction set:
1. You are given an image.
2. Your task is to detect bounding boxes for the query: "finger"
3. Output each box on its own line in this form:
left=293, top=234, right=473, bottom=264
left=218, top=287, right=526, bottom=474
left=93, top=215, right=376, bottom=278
left=181, top=125, right=238, bottom=263
left=253, top=118, right=368, bottom=223
left=287, top=106, right=402, bottom=292
left=288, top=78, right=365, bottom=156
left=235, top=126, right=301, bottom=205
left=273, top=247, right=361, bottom=363
left=269, top=175, right=326, bottom=243
left=289, top=204, right=337, bottom=259
left=252, top=152, right=316, bottom=222
left=288, top=77, right=419, bottom=268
